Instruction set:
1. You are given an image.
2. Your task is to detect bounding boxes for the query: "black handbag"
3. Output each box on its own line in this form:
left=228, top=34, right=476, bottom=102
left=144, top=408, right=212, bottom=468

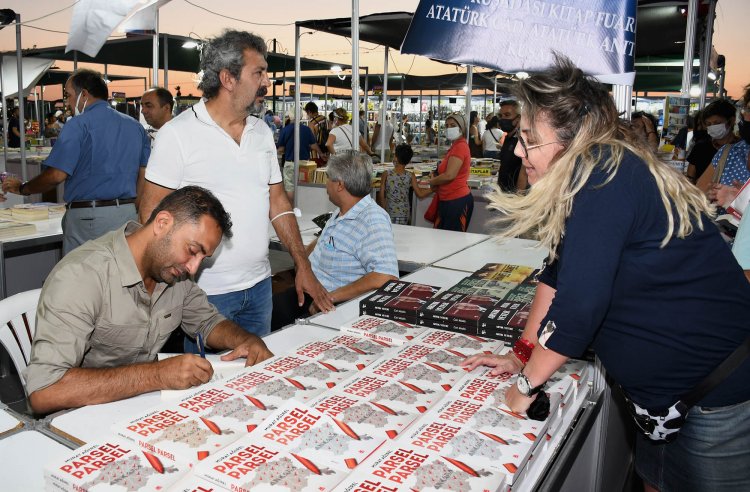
left=623, top=336, right=750, bottom=444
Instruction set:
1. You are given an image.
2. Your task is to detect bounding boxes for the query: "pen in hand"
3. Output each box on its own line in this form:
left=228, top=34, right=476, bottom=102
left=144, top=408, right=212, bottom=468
left=197, top=333, right=206, bottom=359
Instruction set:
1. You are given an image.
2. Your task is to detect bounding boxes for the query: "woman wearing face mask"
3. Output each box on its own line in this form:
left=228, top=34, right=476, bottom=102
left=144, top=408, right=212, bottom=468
left=426, top=113, right=473, bottom=231
left=696, top=98, right=748, bottom=206
left=461, top=56, right=750, bottom=492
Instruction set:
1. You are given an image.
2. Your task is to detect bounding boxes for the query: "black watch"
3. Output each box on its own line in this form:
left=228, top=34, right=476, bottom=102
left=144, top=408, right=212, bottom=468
left=19, top=181, right=29, bottom=196
left=516, top=372, right=544, bottom=397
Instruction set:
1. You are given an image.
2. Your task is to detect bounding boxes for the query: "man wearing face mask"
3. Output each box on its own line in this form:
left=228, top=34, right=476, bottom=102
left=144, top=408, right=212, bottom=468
left=496, top=100, right=525, bottom=191
left=696, top=98, right=749, bottom=206
left=2, top=69, right=150, bottom=254
left=140, top=30, right=333, bottom=345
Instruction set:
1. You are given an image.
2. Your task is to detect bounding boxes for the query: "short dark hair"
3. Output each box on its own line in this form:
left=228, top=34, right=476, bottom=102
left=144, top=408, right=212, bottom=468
left=394, top=144, right=413, bottom=165
left=702, top=99, right=737, bottom=122
left=486, top=116, right=499, bottom=129
left=146, top=186, right=233, bottom=239
left=145, top=87, right=174, bottom=111
left=69, top=69, right=108, bottom=100
left=304, top=101, right=318, bottom=113
left=499, top=99, right=519, bottom=109
left=199, top=30, right=267, bottom=100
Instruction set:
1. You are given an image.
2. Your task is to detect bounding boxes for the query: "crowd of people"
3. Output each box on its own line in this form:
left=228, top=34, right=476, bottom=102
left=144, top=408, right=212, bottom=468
left=1, top=26, right=749, bottom=492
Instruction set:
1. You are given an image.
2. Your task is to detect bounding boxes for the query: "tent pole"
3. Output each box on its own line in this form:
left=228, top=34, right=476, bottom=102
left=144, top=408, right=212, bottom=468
left=272, top=39, right=277, bottom=114
left=380, top=46, right=389, bottom=164
left=418, top=90, right=422, bottom=144
left=40, top=85, right=44, bottom=139
left=73, top=51, right=78, bottom=71
left=493, top=76, right=497, bottom=115
left=680, top=0, right=698, bottom=97
left=325, top=77, right=328, bottom=112
left=437, top=87, right=441, bottom=156
left=164, top=34, right=169, bottom=90
left=293, top=24, right=302, bottom=208
left=351, top=0, right=360, bottom=151
left=1, top=56, right=7, bottom=171
left=465, top=65, right=473, bottom=143
left=400, top=74, right=404, bottom=128
left=363, top=67, right=369, bottom=143
left=698, top=0, right=716, bottom=109
left=152, top=10, right=159, bottom=86
left=15, top=13, right=26, bottom=181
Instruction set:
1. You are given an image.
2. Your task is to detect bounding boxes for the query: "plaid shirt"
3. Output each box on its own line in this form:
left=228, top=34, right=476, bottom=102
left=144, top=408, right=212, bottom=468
left=310, top=195, right=398, bottom=292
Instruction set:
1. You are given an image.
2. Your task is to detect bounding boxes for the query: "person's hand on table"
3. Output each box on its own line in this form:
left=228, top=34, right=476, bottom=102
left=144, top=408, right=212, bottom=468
left=461, top=352, right=524, bottom=376
left=296, top=267, right=334, bottom=313
left=504, top=384, right=537, bottom=414
left=2, top=176, right=21, bottom=194
left=220, top=335, right=273, bottom=367
left=157, top=354, right=213, bottom=389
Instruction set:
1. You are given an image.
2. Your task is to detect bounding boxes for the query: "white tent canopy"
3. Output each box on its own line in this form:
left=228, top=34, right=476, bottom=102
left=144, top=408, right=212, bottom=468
left=0, top=56, right=54, bottom=99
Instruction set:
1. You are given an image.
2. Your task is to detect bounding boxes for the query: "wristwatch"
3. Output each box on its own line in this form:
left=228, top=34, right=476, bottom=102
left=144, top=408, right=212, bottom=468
left=19, top=181, right=29, bottom=196
left=516, top=372, right=544, bottom=397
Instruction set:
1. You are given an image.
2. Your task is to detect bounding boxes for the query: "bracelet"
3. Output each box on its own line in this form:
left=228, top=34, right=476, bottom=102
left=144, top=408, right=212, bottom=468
left=271, top=208, right=302, bottom=223
left=512, top=338, right=535, bottom=365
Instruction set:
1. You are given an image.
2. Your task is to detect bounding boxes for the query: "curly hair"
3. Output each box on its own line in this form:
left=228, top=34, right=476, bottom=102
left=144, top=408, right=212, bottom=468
left=487, top=54, right=713, bottom=258
left=198, top=30, right=267, bottom=100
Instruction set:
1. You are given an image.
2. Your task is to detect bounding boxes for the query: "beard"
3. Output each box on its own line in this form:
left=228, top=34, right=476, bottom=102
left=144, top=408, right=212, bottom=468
left=146, top=232, right=187, bottom=285
left=247, top=85, right=269, bottom=116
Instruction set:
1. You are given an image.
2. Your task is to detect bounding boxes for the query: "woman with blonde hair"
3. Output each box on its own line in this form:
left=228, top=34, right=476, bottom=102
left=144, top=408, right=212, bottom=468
left=463, top=56, right=750, bottom=491
left=326, top=108, right=373, bottom=155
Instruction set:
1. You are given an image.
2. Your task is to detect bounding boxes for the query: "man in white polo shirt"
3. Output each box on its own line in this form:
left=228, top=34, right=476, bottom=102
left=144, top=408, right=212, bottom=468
left=140, top=30, right=333, bottom=346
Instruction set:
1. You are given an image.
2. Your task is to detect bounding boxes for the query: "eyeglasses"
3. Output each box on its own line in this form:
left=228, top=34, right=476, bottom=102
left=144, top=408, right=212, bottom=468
left=517, top=132, right=561, bottom=158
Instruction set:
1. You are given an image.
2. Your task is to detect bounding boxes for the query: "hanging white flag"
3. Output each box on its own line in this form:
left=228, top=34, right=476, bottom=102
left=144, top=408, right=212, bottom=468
left=66, top=0, right=143, bottom=57
left=119, top=0, right=172, bottom=33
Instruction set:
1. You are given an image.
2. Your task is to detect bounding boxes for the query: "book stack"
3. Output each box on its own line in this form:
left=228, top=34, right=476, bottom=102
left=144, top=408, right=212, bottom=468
left=11, top=203, right=53, bottom=221
left=359, top=280, right=440, bottom=324
left=312, top=167, right=329, bottom=184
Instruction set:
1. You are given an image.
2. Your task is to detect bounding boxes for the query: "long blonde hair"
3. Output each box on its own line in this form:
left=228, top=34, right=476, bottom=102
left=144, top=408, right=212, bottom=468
left=489, top=56, right=714, bottom=258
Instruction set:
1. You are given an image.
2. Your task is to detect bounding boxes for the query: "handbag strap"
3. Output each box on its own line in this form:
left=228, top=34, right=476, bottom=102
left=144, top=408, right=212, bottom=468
left=682, top=336, right=750, bottom=408
left=712, top=143, right=733, bottom=184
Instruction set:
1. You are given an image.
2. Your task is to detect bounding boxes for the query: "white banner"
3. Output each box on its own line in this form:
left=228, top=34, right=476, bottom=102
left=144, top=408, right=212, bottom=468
left=66, top=0, right=143, bottom=57
left=0, top=56, right=54, bottom=98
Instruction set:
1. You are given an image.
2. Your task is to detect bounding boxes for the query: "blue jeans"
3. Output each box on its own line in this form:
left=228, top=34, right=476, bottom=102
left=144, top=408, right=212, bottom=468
left=635, top=398, right=750, bottom=491
left=184, top=277, right=273, bottom=354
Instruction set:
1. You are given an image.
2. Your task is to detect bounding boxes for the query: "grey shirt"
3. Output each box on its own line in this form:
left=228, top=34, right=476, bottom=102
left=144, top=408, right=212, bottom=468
left=24, top=222, right=225, bottom=395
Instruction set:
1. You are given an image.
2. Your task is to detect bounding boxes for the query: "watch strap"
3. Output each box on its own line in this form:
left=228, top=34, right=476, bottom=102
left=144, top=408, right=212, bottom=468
left=517, top=373, right=544, bottom=397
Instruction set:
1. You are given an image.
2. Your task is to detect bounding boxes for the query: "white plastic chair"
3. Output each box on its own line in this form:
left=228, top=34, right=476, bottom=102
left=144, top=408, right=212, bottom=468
left=0, top=289, right=42, bottom=393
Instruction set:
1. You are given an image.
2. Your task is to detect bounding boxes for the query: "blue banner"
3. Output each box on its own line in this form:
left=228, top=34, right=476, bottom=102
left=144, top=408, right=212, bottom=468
left=401, top=0, right=636, bottom=85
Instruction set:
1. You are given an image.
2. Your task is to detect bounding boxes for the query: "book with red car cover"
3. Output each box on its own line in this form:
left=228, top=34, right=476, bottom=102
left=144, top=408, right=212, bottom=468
left=194, top=436, right=347, bottom=492
left=336, top=373, right=441, bottom=416
left=289, top=338, right=381, bottom=372
left=45, top=439, right=189, bottom=492
left=418, top=291, right=503, bottom=335
left=258, top=354, right=352, bottom=393
left=113, top=399, right=243, bottom=465
left=359, top=280, right=440, bottom=323
left=478, top=300, right=531, bottom=342
left=340, top=315, right=426, bottom=346
left=363, top=354, right=467, bottom=392
left=333, top=441, right=507, bottom=492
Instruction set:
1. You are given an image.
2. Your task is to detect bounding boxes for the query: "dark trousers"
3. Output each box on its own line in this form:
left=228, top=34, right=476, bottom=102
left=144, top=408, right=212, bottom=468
left=271, top=286, right=314, bottom=331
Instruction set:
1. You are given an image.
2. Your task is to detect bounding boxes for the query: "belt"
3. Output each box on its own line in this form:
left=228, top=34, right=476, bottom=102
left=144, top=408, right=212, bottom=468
left=66, top=198, right=136, bottom=209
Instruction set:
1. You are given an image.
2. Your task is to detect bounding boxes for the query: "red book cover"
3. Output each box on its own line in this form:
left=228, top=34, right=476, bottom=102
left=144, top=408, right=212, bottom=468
left=360, top=281, right=440, bottom=322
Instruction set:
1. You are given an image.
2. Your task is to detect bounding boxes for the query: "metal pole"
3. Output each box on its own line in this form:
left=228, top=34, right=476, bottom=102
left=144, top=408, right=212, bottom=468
left=465, top=65, right=473, bottom=143
left=363, top=67, right=369, bottom=144
left=698, top=0, right=716, bottom=109
left=163, top=34, right=169, bottom=90
left=293, top=24, right=302, bottom=208
left=419, top=90, right=423, bottom=144
left=493, top=76, right=497, bottom=115
left=40, top=85, right=44, bottom=139
left=272, top=39, right=277, bottom=114
left=351, top=0, right=360, bottom=151
left=1, top=56, right=7, bottom=170
left=680, top=0, right=699, bottom=96
left=324, top=77, right=328, bottom=111
left=380, top=46, right=389, bottom=163
left=15, top=13, right=26, bottom=181
left=152, top=10, right=159, bottom=86
left=400, top=74, right=404, bottom=126
left=437, top=87, right=441, bottom=156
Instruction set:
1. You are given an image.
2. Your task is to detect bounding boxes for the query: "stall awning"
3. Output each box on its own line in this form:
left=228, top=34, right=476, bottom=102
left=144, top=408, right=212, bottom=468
left=293, top=72, right=514, bottom=93
left=0, top=56, right=54, bottom=98
left=19, top=34, right=349, bottom=74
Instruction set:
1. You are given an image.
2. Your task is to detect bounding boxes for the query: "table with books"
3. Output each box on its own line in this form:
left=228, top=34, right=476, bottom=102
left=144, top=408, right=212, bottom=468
left=39, top=257, right=602, bottom=492
left=433, top=237, right=549, bottom=273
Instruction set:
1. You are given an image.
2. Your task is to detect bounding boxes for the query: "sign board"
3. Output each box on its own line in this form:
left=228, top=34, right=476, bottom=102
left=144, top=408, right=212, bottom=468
left=401, top=0, right=636, bottom=85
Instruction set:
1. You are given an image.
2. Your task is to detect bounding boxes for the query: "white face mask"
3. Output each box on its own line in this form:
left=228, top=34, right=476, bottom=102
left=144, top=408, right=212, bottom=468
left=445, top=127, right=462, bottom=141
left=74, top=91, right=88, bottom=116
left=707, top=122, right=729, bottom=140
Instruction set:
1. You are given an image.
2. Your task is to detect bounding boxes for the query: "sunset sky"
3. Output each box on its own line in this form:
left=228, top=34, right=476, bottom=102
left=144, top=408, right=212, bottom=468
left=1, top=0, right=747, bottom=102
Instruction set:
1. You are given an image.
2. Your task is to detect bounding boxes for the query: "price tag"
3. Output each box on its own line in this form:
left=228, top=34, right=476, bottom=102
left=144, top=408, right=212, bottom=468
left=470, top=167, right=492, bottom=176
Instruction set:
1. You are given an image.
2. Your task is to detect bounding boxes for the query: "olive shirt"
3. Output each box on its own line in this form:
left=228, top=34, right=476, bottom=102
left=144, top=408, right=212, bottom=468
left=24, top=222, right=225, bottom=395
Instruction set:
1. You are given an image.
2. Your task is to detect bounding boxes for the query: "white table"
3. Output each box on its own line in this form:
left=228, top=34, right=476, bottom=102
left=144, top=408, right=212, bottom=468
left=48, top=324, right=338, bottom=445
left=391, top=223, right=489, bottom=271
left=0, top=216, right=63, bottom=298
left=433, top=236, right=549, bottom=272
left=0, top=408, right=24, bottom=437
left=0, top=430, right=72, bottom=491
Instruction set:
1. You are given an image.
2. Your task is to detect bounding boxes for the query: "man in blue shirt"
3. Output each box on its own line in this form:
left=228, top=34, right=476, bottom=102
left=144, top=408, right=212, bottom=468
left=271, top=150, right=399, bottom=330
left=3, top=69, right=150, bottom=254
left=276, top=112, right=324, bottom=201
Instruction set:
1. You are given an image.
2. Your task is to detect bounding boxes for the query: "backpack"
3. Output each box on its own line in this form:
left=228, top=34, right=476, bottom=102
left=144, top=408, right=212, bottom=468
left=311, top=114, right=329, bottom=148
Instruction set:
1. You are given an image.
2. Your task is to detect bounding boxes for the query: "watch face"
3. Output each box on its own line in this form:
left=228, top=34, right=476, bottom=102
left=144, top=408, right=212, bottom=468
left=517, top=374, right=531, bottom=395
